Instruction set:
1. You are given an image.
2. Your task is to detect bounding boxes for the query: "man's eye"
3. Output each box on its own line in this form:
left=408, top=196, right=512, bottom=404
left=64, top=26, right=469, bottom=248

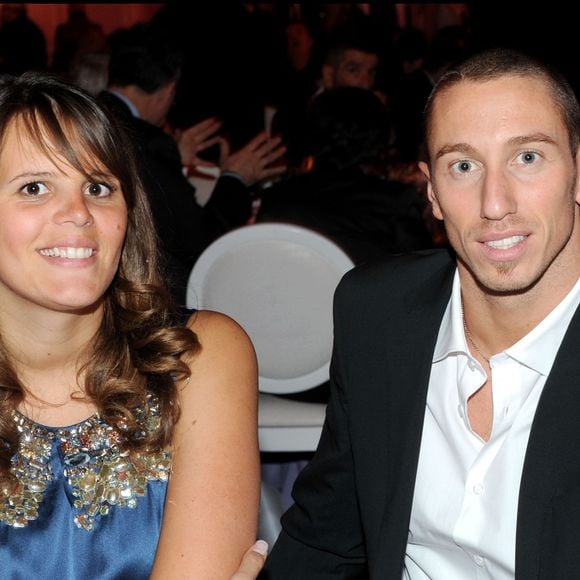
left=451, top=160, right=473, bottom=173
left=518, top=151, right=538, bottom=164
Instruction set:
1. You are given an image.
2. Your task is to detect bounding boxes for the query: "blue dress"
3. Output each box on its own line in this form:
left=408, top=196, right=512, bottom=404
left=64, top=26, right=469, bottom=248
left=0, top=399, right=171, bottom=579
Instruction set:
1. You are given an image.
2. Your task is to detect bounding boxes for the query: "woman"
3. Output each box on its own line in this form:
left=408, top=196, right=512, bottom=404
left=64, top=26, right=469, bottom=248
left=0, top=72, right=264, bottom=578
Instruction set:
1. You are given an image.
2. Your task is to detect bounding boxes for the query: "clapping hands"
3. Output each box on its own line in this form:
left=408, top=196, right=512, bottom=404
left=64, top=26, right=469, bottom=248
left=221, top=131, right=286, bottom=187
left=176, top=116, right=287, bottom=187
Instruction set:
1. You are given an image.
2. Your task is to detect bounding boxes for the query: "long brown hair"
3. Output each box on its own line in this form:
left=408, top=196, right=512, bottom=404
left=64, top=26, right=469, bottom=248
left=0, top=72, right=198, bottom=491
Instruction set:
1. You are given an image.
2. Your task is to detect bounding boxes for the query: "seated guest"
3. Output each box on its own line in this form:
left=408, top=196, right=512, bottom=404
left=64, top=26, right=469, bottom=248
left=262, top=46, right=580, bottom=580
left=100, top=24, right=285, bottom=305
left=0, top=71, right=266, bottom=579
left=0, top=4, right=47, bottom=74
left=272, top=27, right=382, bottom=171
left=258, top=86, right=433, bottom=266
left=52, top=4, right=107, bottom=75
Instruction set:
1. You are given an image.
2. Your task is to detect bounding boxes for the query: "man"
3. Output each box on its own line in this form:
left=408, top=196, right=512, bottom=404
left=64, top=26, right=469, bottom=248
left=0, top=4, right=47, bottom=74
left=258, top=86, right=433, bottom=265
left=272, top=31, right=380, bottom=169
left=320, top=35, right=379, bottom=92
left=52, top=3, right=106, bottom=74
left=262, top=48, right=580, bottom=578
left=100, top=24, right=285, bottom=305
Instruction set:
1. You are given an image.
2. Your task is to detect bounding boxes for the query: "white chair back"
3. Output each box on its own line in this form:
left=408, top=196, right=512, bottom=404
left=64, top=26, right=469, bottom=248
left=187, top=223, right=354, bottom=544
left=187, top=223, right=354, bottom=395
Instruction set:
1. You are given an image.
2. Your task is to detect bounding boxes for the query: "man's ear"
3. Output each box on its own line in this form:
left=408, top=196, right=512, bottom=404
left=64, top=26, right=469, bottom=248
left=575, top=149, right=580, bottom=205
left=161, top=80, right=177, bottom=104
left=321, top=64, right=334, bottom=90
left=419, top=161, right=443, bottom=221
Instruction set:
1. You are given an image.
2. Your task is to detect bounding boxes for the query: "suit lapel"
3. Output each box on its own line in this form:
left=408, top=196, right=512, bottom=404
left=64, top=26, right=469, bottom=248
left=370, top=255, right=455, bottom=578
left=516, top=304, right=580, bottom=578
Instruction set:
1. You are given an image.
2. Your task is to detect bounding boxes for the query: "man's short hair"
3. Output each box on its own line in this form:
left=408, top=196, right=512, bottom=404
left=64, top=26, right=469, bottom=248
left=306, top=86, right=390, bottom=171
left=323, top=29, right=379, bottom=68
left=107, top=23, right=182, bottom=93
left=424, top=47, right=580, bottom=157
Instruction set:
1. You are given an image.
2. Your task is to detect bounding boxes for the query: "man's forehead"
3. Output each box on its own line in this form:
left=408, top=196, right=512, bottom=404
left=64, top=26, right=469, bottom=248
left=437, top=75, right=552, bottom=104
left=428, top=76, right=570, bottom=156
left=431, top=76, right=562, bottom=124
left=340, top=49, right=378, bottom=66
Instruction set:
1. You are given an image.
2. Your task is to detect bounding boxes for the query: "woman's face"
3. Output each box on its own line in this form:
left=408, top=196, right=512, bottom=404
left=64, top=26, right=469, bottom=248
left=0, top=118, right=128, bottom=314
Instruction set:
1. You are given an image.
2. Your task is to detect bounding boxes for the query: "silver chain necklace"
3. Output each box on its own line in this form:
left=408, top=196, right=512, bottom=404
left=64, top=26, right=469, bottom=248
left=461, top=298, right=491, bottom=364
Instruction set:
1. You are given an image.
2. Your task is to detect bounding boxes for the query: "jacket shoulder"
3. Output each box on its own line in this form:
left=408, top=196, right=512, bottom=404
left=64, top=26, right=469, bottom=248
left=337, top=248, right=455, bottom=300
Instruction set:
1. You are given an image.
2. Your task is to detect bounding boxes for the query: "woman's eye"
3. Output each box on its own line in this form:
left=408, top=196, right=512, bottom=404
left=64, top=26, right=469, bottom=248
left=451, top=160, right=474, bottom=174
left=86, top=182, right=113, bottom=197
left=20, top=182, right=48, bottom=196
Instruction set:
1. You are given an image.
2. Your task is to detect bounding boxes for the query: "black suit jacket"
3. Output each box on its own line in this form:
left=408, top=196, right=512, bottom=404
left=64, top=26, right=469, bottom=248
left=262, top=249, right=580, bottom=579
left=98, top=91, right=251, bottom=305
left=257, top=167, right=433, bottom=265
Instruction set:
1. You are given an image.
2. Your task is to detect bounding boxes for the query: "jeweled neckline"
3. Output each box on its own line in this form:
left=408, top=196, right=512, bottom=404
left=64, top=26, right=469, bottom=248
left=4, top=397, right=171, bottom=530
left=12, top=408, right=101, bottom=431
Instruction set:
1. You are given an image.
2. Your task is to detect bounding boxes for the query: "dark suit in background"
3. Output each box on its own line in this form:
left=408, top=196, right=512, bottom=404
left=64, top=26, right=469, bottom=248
left=99, top=86, right=250, bottom=307
left=258, top=86, right=434, bottom=265
left=101, top=23, right=289, bottom=306
left=257, top=166, right=432, bottom=265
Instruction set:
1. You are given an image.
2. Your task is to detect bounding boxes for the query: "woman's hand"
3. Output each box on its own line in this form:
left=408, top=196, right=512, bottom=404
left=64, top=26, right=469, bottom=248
left=230, top=541, right=268, bottom=579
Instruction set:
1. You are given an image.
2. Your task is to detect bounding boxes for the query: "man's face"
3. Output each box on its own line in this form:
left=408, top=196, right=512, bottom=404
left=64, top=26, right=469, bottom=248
left=323, top=49, right=378, bottom=90
left=420, top=76, right=580, bottom=300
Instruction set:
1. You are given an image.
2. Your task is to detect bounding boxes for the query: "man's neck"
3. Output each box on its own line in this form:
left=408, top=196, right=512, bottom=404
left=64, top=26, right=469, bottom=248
left=107, top=87, right=141, bottom=119
left=107, top=84, right=161, bottom=125
left=460, top=269, right=580, bottom=358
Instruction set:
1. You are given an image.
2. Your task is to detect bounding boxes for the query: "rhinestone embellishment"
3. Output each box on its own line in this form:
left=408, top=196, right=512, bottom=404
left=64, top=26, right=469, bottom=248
left=0, top=398, right=171, bottom=531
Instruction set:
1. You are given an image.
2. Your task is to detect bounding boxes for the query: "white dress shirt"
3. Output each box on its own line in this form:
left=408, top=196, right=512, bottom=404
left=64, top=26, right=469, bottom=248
left=403, top=270, right=580, bottom=579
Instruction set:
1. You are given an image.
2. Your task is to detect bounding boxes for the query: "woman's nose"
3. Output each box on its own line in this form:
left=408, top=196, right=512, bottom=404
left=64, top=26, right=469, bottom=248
left=54, top=193, right=94, bottom=227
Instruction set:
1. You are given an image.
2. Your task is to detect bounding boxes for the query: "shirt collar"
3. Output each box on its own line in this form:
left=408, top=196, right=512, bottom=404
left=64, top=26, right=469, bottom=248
left=433, top=269, right=468, bottom=363
left=433, top=269, right=580, bottom=376
left=506, top=276, right=580, bottom=375
left=108, top=90, right=140, bottom=118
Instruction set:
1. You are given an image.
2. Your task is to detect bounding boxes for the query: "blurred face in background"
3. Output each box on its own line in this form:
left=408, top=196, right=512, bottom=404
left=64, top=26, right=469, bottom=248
left=286, top=21, right=314, bottom=72
left=322, top=49, right=378, bottom=91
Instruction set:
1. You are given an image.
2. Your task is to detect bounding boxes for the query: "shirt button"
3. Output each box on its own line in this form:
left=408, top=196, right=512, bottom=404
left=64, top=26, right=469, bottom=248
left=467, top=360, right=476, bottom=371
left=473, top=483, right=484, bottom=495
left=474, top=555, right=484, bottom=566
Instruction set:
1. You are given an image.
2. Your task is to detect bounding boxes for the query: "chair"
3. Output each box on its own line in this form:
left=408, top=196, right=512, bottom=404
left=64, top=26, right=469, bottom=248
left=186, top=222, right=354, bottom=543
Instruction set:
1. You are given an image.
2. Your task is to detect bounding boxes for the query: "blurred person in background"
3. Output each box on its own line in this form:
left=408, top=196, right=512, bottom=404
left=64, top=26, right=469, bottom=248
left=68, top=50, right=110, bottom=96
left=0, top=4, right=47, bottom=74
left=259, top=86, right=433, bottom=268
left=100, top=24, right=286, bottom=306
left=52, top=4, right=107, bottom=75
left=273, top=25, right=382, bottom=172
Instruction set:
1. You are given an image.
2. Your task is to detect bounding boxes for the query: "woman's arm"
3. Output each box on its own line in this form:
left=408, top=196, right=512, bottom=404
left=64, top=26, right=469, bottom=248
left=151, top=310, right=260, bottom=578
